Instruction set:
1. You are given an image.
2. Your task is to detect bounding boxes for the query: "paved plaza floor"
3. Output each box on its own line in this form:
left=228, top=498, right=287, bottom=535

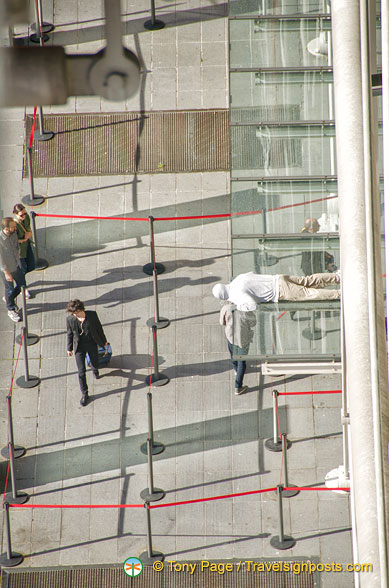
left=0, top=1, right=352, bottom=586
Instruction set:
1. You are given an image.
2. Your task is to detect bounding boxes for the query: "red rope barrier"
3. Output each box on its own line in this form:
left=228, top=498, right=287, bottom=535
left=33, top=194, right=339, bottom=223
left=278, top=390, right=342, bottom=396
left=9, top=484, right=349, bottom=510
left=277, top=311, right=288, bottom=321
left=9, top=330, right=25, bottom=399
left=149, top=487, right=278, bottom=509
left=231, top=194, right=338, bottom=217
left=29, top=107, right=37, bottom=149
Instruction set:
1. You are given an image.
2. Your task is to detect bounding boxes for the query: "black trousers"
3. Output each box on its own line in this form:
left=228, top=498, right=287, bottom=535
left=74, top=342, right=99, bottom=395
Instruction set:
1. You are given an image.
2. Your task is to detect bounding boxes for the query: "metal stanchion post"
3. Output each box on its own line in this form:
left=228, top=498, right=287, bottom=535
left=270, top=485, right=296, bottom=550
left=29, top=211, right=48, bottom=270
left=140, top=438, right=165, bottom=502
left=146, top=267, right=170, bottom=329
left=16, top=287, right=39, bottom=346
left=0, top=503, right=24, bottom=567
left=143, top=216, right=165, bottom=275
left=140, top=392, right=165, bottom=455
left=144, top=0, right=165, bottom=30
left=1, top=395, right=26, bottom=459
left=34, top=107, right=54, bottom=142
left=3, top=443, right=29, bottom=505
left=139, top=503, right=164, bottom=564
left=280, top=434, right=299, bottom=498
left=22, top=148, right=45, bottom=207
left=30, top=0, right=52, bottom=43
left=145, top=326, right=170, bottom=386
left=265, top=390, right=291, bottom=452
left=16, top=327, right=40, bottom=389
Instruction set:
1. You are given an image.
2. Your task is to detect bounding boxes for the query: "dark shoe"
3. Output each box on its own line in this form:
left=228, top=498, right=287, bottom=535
left=80, top=394, right=89, bottom=406
left=235, top=385, right=248, bottom=396
left=93, top=370, right=100, bottom=379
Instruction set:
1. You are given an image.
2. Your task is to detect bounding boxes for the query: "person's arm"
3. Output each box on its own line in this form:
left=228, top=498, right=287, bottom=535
left=23, top=217, right=32, bottom=241
left=66, top=317, right=74, bottom=356
left=92, top=312, right=109, bottom=348
left=236, top=294, right=257, bottom=312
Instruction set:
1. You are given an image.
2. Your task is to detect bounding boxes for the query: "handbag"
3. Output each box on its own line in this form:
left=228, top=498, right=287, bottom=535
left=86, top=344, right=112, bottom=367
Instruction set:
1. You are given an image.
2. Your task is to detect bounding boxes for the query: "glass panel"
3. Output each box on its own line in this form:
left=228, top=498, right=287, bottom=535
left=231, top=179, right=339, bottom=234
left=231, top=125, right=336, bottom=177
left=231, top=301, right=341, bottom=361
left=230, top=18, right=332, bottom=68
left=229, top=0, right=329, bottom=17
left=231, top=236, right=340, bottom=277
left=230, top=71, right=334, bottom=122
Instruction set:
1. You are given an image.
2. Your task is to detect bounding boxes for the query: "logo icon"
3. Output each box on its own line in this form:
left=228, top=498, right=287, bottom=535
left=123, top=557, right=143, bottom=577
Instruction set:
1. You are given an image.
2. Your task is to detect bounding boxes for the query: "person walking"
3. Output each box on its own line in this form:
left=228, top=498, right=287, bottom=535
left=0, top=217, right=26, bottom=322
left=220, top=301, right=256, bottom=395
left=66, top=300, right=109, bottom=406
left=212, top=271, right=340, bottom=311
left=13, top=204, right=36, bottom=298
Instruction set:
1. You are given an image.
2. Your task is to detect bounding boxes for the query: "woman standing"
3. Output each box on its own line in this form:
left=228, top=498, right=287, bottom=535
left=13, top=203, right=35, bottom=298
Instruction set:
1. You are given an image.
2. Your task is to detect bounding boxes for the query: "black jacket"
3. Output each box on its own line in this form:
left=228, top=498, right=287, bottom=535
left=66, top=310, right=107, bottom=352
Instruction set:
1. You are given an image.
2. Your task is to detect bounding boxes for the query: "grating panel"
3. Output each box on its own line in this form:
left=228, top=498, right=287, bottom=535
left=24, top=110, right=229, bottom=177
left=2, top=562, right=316, bottom=588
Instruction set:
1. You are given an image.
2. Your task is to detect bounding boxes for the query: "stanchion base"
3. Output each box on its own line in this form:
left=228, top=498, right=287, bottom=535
left=16, top=375, right=40, bottom=389
left=1, top=445, right=26, bottom=459
left=142, top=262, right=165, bottom=275
left=270, top=535, right=296, bottom=550
left=29, top=32, right=50, bottom=43
left=140, top=488, right=165, bottom=503
left=145, top=373, right=170, bottom=387
left=0, top=552, right=24, bottom=567
left=280, top=485, right=300, bottom=498
left=140, top=441, right=165, bottom=455
left=325, top=465, right=350, bottom=494
left=16, top=333, right=39, bottom=346
left=34, top=258, right=49, bottom=270
left=146, top=317, right=170, bottom=329
left=22, top=195, right=45, bottom=207
left=4, top=492, right=29, bottom=505
left=302, top=328, right=324, bottom=341
left=34, top=130, right=55, bottom=142
left=256, top=254, right=279, bottom=267
left=144, top=19, right=165, bottom=31
left=265, top=438, right=291, bottom=452
left=31, top=22, right=54, bottom=33
left=138, top=550, right=164, bottom=565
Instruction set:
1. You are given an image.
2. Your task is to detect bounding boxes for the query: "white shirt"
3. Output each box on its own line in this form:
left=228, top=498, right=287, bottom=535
left=226, top=272, right=279, bottom=311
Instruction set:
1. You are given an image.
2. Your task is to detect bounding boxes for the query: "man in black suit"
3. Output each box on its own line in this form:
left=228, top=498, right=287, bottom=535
left=66, top=299, right=108, bottom=406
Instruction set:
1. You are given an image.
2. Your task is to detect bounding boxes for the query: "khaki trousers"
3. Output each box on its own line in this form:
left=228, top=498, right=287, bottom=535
left=278, top=273, right=340, bottom=301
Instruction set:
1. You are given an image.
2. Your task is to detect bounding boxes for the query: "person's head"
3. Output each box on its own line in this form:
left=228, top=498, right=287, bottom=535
left=1, top=217, right=17, bottom=235
left=212, top=283, right=229, bottom=301
left=301, top=218, right=320, bottom=233
left=13, top=204, right=27, bottom=221
left=66, top=299, right=85, bottom=315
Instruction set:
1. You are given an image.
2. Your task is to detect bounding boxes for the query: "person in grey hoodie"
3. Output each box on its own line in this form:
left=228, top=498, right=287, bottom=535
left=0, top=217, right=26, bottom=322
